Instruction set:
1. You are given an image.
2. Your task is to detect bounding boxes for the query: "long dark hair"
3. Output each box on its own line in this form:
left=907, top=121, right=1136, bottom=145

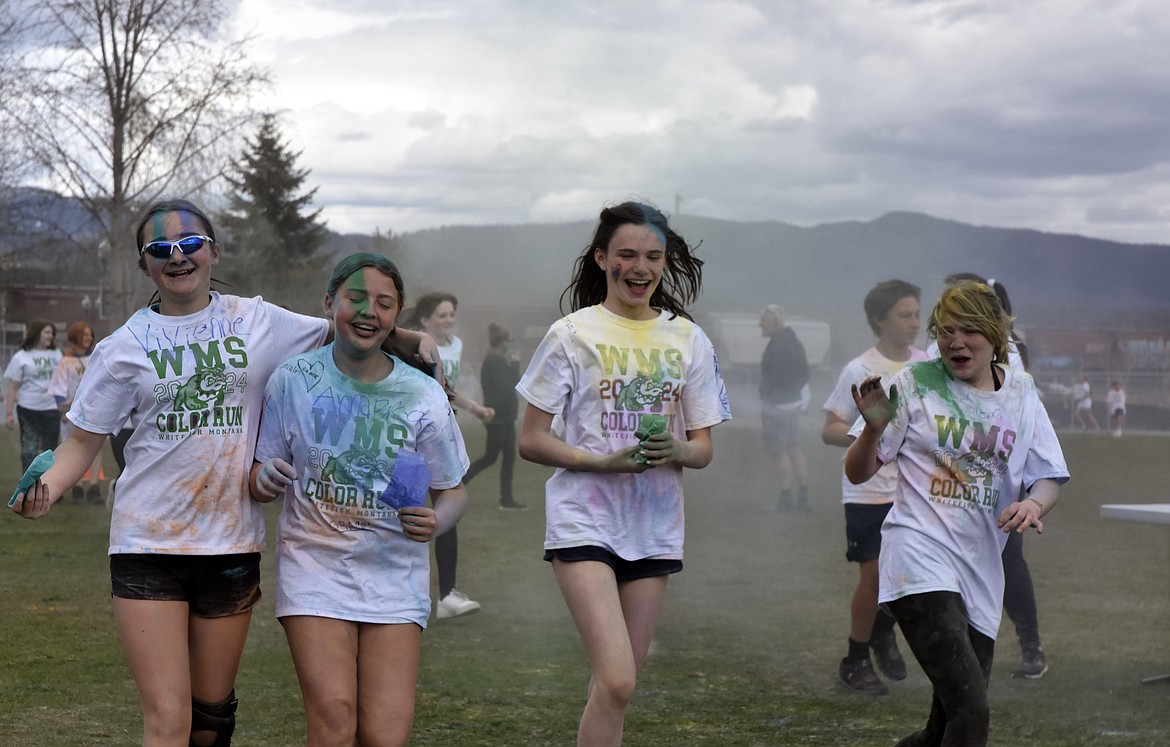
left=401, top=291, right=458, bottom=332
left=561, top=201, right=703, bottom=320
left=19, top=320, right=56, bottom=351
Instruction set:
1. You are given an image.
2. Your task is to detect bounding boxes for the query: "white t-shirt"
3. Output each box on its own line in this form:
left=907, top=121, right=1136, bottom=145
left=823, top=346, right=930, bottom=505
left=1105, top=387, right=1126, bottom=413
left=255, top=345, right=469, bottom=626
left=48, top=353, right=89, bottom=437
left=1074, top=380, right=1092, bottom=409
left=48, top=354, right=88, bottom=406
left=517, top=305, right=731, bottom=561
left=852, top=359, right=1069, bottom=639
left=4, top=349, right=63, bottom=411
left=437, top=336, right=464, bottom=391
left=68, top=293, right=330, bottom=555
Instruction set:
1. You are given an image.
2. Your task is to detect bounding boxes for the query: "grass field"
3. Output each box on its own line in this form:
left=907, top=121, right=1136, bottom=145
left=2, top=385, right=1169, bottom=746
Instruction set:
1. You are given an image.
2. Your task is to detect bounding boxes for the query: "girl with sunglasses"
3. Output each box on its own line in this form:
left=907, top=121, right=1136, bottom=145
left=10, top=199, right=437, bottom=747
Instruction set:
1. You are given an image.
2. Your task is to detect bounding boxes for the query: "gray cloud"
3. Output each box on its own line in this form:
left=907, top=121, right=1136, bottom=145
left=233, top=0, right=1170, bottom=243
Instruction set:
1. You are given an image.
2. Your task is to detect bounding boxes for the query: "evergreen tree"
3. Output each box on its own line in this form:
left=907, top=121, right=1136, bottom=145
left=220, top=113, right=327, bottom=309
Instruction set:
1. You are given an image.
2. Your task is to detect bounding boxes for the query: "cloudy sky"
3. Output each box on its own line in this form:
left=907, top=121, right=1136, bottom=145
left=230, top=0, right=1170, bottom=244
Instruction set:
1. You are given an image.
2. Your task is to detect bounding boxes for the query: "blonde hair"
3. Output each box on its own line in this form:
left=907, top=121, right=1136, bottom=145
left=927, top=281, right=1013, bottom=365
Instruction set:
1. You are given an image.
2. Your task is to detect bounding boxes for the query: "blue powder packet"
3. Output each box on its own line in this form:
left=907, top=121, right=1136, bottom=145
left=9, top=450, right=55, bottom=508
left=377, top=450, right=431, bottom=510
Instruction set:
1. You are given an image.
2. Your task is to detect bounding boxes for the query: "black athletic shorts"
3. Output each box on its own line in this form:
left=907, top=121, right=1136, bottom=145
left=845, top=503, right=893, bottom=563
left=544, top=545, right=683, bottom=582
left=110, top=552, right=262, bottom=618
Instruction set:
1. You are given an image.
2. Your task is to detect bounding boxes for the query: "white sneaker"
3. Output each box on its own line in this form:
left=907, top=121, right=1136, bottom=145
left=436, top=589, right=481, bottom=619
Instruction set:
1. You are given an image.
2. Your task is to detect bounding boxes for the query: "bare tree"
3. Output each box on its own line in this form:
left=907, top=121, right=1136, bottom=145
left=4, top=0, right=268, bottom=322
left=0, top=7, right=29, bottom=204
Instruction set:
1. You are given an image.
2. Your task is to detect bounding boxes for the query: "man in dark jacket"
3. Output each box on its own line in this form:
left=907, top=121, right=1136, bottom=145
left=759, top=305, right=810, bottom=511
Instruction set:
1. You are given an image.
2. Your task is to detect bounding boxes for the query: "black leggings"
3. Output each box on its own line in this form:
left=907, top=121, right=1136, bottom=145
left=1001, top=530, right=1039, bottom=648
left=436, top=526, right=459, bottom=599
left=887, top=592, right=995, bottom=747
left=463, top=421, right=516, bottom=502
left=17, top=406, right=60, bottom=472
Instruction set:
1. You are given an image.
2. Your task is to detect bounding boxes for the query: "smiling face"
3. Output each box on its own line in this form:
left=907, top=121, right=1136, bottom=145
left=138, top=210, right=220, bottom=316
left=936, top=315, right=996, bottom=389
left=325, top=266, right=402, bottom=364
left=595, top=223, right=665, bottom=320
left=37, top=325, right=56, bottom=349
left=421, top=300, right=456, bottom=343
left=877, top=295, right=921, bottom=351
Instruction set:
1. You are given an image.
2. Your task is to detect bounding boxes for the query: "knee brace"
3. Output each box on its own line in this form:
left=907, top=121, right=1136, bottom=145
left=191, top=690, right=238, bottom=747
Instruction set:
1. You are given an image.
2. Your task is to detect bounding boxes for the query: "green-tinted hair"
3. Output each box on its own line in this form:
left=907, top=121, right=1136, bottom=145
left=326, top=252, right=405, bottom=309
left=927, top=280, right=1013, bottom=365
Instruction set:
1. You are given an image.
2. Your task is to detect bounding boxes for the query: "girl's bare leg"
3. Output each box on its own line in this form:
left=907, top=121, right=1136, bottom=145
left=554, top=559, right=668, bottom=747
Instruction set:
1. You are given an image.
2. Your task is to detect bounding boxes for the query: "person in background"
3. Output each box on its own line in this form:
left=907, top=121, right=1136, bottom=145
left=822, top=279, right=929, bottom=696
left=1073, top=375, right=1100, bottom=431
left=404, top=292, right=493, bottom=619
left=846, top=280, right=1068, bottom=746
left=759, top=304, right=810, bottom=511
left=5, top=319, right=63, bottom=471
left=1106, top=381, right=1126, bottom=437
left=463, top=322, right=526, bottom=510
left=250, top=253, right=468, bottom=747
left=518, top=201, right=730, bottom=746
left=48, top=322, right=105, bottom=504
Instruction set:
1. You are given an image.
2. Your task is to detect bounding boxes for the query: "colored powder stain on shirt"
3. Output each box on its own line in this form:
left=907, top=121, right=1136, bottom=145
left=910, top=360, right=966, bottom=421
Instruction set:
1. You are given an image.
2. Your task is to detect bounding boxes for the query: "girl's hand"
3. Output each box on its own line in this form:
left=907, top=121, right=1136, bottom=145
left=254, top=458, right=296, bottom=500
left=636, top=431, right=680, bottom=467
left=590, top=445, right=652, bottom=474
left=11, top=478, right=54, bottom=519
left=998, top=499, right=1045, bottom=535
left=399, top=506, right=438, bottom=542
left=417, top=335, right=441, bottom=376
left=477, top=405, right=496, bottom=424
left=851, top=375, right=898, bottom=431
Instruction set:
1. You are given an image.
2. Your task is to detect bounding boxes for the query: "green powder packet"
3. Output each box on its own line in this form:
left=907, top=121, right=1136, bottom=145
left=633, top=414, right=668, bottom=464
left=9, top=450, right=55, bottom=507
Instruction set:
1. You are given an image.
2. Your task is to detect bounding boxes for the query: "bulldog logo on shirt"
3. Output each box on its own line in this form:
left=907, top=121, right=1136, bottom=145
left=321, top=446, right=387, bottom=491
left=614, top=374, right=665, bottom=411
left=173, top=366, right=228, bottom=411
